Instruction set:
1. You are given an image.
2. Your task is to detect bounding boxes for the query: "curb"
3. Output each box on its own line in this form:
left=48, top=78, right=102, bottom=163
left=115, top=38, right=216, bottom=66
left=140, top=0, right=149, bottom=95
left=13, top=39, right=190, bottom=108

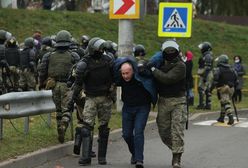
left=0, top=120, right=156, bottom=168
left=0, top=109, right=247, bottom=168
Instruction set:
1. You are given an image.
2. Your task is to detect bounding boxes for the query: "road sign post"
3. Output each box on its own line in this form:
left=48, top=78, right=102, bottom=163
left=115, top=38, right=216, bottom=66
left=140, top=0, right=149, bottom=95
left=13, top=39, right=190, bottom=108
left=109, top=0, right=140, bottom=111
left=158, top=2, right=193, bottom=38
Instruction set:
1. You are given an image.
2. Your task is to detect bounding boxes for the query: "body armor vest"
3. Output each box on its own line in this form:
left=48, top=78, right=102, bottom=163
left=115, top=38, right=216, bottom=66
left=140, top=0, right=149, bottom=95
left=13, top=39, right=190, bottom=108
left=84, top=56, right=112, bottom=96
left=217, top=66, right=236, bottom=87
left=20, top=48, right=31, bottom=69
left=48, top=51, right=73, bottom=82
left=5, top=48, right=20, bottom=66
left=0, top=44, right=5, bottom=61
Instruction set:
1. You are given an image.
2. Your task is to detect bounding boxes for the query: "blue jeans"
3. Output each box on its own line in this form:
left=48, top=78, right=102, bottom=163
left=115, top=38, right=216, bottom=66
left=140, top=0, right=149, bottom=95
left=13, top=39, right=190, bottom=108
left=122, top=104, right=150, bottom=162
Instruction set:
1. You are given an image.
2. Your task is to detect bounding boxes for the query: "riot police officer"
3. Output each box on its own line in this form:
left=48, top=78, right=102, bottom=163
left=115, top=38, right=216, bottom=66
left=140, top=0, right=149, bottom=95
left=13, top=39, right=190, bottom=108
left=68, top=37, right=115, bottom=166
left=197, top=41, right=214, bottom=109
left=0, top=30, right=12, bottom=94
left=39, top=30, right=80, bottom=143
left=148, top=40, right=186, bottom=168
left=38, top=36, right=54, bottom=63
left=213, top=55, right=238, bottom=125
left=5, top=37, right=21, bottom=92
left=19, top=37, right=37, bottom=91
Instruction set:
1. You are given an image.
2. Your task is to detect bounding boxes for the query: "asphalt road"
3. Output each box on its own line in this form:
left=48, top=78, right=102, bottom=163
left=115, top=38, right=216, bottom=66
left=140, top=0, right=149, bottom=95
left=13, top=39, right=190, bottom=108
left=36, top=111, right=248, bottom=168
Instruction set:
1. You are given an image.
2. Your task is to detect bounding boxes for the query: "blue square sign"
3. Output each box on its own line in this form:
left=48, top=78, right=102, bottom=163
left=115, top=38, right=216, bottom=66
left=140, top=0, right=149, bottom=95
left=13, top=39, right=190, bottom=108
left=163, top=7, right=187, bottom=33
left=158, top=3, right=192, bottom=37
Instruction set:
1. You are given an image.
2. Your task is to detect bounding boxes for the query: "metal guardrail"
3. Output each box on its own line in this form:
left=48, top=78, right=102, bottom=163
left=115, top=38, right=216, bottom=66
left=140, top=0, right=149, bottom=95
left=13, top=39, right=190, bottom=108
left=193, top=75, right=248, bottom=94
left=0, top=90, right=56, bottom=140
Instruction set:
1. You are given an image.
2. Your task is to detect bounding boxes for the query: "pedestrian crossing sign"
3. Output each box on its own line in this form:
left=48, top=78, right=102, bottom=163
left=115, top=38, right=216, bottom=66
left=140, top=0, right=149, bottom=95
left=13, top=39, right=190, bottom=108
left=158, top=3, right=192, bottom=37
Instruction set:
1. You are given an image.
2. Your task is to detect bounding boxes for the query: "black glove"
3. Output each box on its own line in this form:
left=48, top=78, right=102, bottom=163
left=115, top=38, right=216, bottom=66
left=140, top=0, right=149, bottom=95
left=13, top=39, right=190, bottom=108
left=146, top=61, right=155, bottom=70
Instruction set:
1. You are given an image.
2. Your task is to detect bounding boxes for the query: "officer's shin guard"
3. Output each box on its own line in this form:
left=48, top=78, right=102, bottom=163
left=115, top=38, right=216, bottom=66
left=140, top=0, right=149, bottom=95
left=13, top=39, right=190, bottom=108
left=205, top=90, right=211, bottom=110
left=73, top=127, right=82, bottom=155
left=98, top=125, right=110, bottom=165
left=227, top=113, right=234, bottom=125
left=78, top=127, right=92, bottom=166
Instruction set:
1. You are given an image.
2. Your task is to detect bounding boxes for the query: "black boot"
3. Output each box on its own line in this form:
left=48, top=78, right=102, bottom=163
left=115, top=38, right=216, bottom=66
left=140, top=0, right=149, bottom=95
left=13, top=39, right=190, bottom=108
left=98, top=125, right=110, bottom=165
left=172, top=153, right=182, bottom=168
left=73, top=127, right=82, bottom=155
left=197, top=91, right=204, bottom=109
left=217, top=112, right=225, bottom=123
left=188, top=97, right=194, bottom=106
left=78, top=127, right=92, bottom=166
left=227, top=113, right=234, bottom=125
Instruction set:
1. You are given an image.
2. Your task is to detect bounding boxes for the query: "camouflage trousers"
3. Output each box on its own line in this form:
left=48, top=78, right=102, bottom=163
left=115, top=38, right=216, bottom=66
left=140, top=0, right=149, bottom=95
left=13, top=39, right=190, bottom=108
left=52, top=82, right=72, bottom=125
left=198, top=71, right=213, bottom=92
left=0, top=66, right=20, bottom=93
left=217, top=85, right=234, bottom=114
left=78, top=95, right=112, bottom=128
left=157, top=96, right=186, bottom=153
left=19, top=69, right=36, bottom=91
left=6, top=66, right=20, bottom=91
left=75, top=90, right=86, bottom=125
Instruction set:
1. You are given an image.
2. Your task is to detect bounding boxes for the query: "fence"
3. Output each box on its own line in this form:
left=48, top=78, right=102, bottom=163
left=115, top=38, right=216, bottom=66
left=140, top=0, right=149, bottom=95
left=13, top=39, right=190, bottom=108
left=193, top=75, right=248, bottom=94
left=0, top=90, right=55, bottom=140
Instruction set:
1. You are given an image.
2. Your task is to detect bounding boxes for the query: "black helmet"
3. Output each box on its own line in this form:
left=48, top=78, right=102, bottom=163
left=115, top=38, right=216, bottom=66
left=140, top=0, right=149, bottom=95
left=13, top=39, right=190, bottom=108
left=198, top=41, right=212, bottom=53
left=105, top=40, right=117, bottom=51
left=24, top=37, right=34, bottom=48
left=81, top=35, right=90, bottom=47
left=55, top=30, right=72, bottom=47
left=134, top=44, right=146, bottom=57
left=215, top=54, right=229, bottom=65
left=42, top=36, right=52, bottom=47
left=6, top=37, right=18, bottom=47
left=0, top=30, right=12, bottom=42
left=87, top=37, right=106, bottom=55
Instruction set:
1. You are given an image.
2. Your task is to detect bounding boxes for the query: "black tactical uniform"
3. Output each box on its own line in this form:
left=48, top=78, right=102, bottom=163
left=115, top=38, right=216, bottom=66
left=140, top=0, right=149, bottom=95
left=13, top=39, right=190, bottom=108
left=197, top=42, right=214, bottom=109
left=213, top=55, right=238, bottom=125
left=69, top=37, right=115, bottom=166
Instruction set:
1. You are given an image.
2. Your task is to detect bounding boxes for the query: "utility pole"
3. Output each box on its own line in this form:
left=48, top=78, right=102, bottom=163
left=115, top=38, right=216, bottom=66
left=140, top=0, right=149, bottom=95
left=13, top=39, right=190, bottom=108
left=109, top=0, right=140, bottom=112
left=116, top=20, right=134, bottom=112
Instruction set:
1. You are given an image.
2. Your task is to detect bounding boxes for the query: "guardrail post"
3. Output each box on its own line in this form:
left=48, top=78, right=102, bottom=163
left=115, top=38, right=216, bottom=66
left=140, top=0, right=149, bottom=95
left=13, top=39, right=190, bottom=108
left=0, top=118, right=3, bottom=140
left=47, top=114, right=51, bottom=128
left=24, top=117, right=29, bottom=134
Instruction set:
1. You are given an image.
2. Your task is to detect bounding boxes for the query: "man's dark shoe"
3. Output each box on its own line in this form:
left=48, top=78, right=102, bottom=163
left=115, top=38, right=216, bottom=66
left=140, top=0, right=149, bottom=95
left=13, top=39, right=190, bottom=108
left=217, top=113, right=225, bottom=123
left=131, top=156, right=136, bottom=164
left=98, top=158, right=107, bottom=165
left=135, top=161, right=144, bottom=168
left=78, top=158, right=91, bottom=166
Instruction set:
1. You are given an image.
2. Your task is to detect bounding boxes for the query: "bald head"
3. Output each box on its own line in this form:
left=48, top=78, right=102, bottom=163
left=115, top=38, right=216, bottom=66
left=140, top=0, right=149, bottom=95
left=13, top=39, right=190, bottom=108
left=121, top=62, right=134, bottom=82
